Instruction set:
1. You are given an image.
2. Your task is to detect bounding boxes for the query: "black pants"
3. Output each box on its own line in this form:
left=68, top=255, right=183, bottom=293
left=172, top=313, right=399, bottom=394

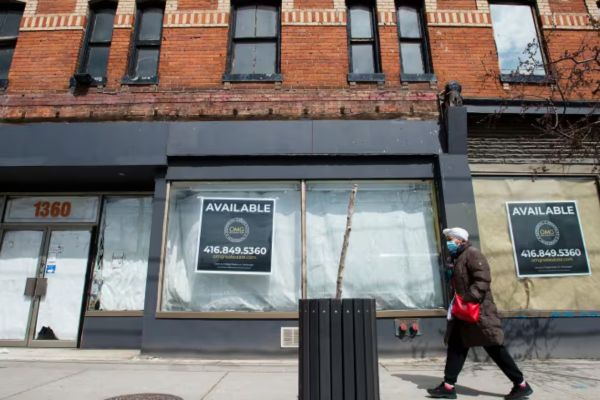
left=444, top=326, right=524, bottom=385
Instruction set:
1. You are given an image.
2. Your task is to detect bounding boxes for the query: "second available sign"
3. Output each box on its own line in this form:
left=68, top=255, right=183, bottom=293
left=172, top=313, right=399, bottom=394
left=196, top=197, right=275, bottom=274
left=506, top=201, right=590, bottom=278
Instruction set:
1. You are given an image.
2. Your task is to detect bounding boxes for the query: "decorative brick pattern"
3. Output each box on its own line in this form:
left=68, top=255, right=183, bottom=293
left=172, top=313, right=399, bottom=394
left=20, top=14, right=85, bottom=31
left=163, top=11, right=229, bottom=27
left=541, top=13, right=598, bottom=29
left=281, top=10, right=346, bottom=25
left=377, top=11, right=396, bottom=25
left=114, top=13, right=134, bottom=28
left=424, top=10, right=596, bottom=29
left=427, top=11, right=492, bottom=26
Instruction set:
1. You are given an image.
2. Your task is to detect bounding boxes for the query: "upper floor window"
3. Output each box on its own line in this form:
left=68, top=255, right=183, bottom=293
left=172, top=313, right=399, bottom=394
left=224, top=1, right=281, bottom=82
left=396, top=0, right=433, bottom=81
left=347, top=0, right=384, bottom=82
left=0, top=2, right=25, bottom=89
left=123, top=1, right=165, bottom=84
left=73, top=1, right=117, bottom=87
left=490, top=2, right=546, bottom=82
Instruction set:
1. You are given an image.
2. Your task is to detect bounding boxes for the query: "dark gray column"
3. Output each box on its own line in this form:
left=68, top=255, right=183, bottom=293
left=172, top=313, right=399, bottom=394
left=141, top=173, right=168, bottom=351
left=437, top=154, right=480, bottom=246
left=446, top=107, right=468, bottom=154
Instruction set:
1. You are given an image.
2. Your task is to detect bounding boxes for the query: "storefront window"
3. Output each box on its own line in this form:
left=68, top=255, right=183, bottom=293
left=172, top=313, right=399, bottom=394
left=473, top=176, right=600, bottom=311
left=88, top=197, right=153, bottom=311
left=162, top=182, right=301, bottom=312
left=306, top=181, right=443, bottom=310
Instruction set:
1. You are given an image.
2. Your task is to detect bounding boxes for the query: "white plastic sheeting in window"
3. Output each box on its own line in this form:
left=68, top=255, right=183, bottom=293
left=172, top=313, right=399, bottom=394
left=0, top=230, right=43, bottom=340
left=162, top=182, right=301, bottom=312
left=89, top=197, right=153, bottom=311
left=35, top=230, right=91, bottom=341
left=306, top=181, right=444, bottom=310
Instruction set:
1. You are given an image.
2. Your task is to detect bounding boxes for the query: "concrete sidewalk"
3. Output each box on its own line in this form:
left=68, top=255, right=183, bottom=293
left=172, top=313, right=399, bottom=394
left=0, top=349, right=598, bottom=399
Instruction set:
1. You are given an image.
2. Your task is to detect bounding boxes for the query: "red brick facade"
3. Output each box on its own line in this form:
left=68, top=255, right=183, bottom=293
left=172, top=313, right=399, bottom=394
left=2, top=0, right=598, bottom=121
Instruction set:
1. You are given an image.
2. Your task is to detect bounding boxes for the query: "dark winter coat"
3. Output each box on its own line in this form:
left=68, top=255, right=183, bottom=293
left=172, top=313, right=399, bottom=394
left=445, top=242, right=504, bottom=347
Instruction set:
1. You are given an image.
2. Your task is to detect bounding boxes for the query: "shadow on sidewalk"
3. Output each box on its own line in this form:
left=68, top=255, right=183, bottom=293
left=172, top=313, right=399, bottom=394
left=393, top=374, right=505, bottom=398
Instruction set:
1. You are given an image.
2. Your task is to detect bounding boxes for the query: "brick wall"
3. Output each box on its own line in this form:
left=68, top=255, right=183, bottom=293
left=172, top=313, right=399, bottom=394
left=178, top=0, right=219, bottom=10
left=9, top=30, right=83, bottom=93
left=159, top=27, right=229, bottom=88
left=549, top=0, right=588, bottom=13
left=36, top=0, right=76, bottom=14
left=281, top=26, right=348, bottom=88
left=0, top=0, right=597, bottom=121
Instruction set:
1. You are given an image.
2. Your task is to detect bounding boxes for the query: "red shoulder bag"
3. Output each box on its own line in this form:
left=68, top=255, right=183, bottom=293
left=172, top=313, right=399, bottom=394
left=452, top=294, right=480, bottom=323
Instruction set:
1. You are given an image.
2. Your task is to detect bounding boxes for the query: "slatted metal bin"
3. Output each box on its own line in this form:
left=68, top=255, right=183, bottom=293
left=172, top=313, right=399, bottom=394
left=299, top=298, right=380, bottom=400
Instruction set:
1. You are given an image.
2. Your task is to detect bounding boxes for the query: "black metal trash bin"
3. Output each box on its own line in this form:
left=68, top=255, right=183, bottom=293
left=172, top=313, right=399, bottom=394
left=298, top=298, right=380, bottom=400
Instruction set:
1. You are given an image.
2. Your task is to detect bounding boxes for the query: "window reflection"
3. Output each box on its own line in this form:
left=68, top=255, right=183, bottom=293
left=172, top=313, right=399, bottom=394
left=396, top=2, right=431, bottom=77
left=490, top=4, right=545, bottom=76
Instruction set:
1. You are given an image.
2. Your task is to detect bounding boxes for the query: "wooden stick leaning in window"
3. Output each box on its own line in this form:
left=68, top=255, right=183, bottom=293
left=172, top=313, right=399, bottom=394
left=336, top=184, right=358, bottom=300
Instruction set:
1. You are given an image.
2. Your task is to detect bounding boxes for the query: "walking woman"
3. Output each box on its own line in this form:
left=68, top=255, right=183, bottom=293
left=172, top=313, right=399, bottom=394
left=427, top=227, right=533, bottom=400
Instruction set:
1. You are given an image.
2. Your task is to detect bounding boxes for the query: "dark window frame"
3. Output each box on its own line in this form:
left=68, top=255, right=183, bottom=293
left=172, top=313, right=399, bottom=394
left=0, top=1, right=25, bottom=90
left=396, top=0, right=435, bottom=82
left=489, top=0, right=549, bottom=84
left=223, top=0, right=282, bottom=82
left=72, top=0, right=117, bottom=87
left=346, top=0, right=385, bottom=83
left=122, top=0, right=165, bottom=85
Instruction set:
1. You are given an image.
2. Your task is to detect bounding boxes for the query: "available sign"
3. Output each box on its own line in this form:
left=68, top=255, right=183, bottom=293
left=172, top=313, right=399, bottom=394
left=506, top=201, right=590, bottom=277
left=196, top=197, right=275, bottom=274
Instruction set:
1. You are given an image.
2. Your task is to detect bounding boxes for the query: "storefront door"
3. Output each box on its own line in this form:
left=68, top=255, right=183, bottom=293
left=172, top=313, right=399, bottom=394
left=0, top=227, right=92, bottom=347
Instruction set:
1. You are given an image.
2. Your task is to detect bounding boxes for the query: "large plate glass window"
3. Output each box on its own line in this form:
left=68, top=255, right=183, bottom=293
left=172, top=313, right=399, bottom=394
left=88, top=197, right=153, bottom=311
left=306, top=181, right=443, bottom=310
left=489, top=3, right=546, bottom=79
left=162, top=182, right=301, bottom=312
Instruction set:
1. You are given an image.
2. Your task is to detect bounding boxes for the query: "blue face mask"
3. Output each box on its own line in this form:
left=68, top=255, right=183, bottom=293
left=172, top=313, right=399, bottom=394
left=447, top=241, right=460, bottom=255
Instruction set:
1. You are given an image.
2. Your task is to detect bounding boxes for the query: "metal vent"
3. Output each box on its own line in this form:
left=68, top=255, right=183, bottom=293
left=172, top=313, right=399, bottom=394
left=281, top=327, right=299, bottom=348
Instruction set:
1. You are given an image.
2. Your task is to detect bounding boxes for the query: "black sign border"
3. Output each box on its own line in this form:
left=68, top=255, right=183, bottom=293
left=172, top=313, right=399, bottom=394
left=195, top=196, right=276, bottom=275
left=506, top=200, right=591, bottom=278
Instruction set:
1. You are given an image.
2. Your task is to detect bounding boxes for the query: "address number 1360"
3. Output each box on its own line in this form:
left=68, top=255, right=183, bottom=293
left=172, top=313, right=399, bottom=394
left=34, top=201, right=72, bottom=218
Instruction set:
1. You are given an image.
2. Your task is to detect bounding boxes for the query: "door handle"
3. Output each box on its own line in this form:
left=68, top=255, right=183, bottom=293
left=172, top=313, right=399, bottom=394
left=34, top=277, right=48, bottom=297
left=24, top=277, right=37, bottom=297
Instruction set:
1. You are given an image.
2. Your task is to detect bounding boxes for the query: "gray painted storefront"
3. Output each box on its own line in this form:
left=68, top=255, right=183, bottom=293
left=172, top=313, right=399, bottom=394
left=3, top=111, right=597, bottom=358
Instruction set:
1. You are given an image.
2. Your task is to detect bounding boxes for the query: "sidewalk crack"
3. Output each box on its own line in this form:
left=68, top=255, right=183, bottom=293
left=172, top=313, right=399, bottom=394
left=0, top=369, right=88, bottom=400
left=200, top=371, right=229, bottom=400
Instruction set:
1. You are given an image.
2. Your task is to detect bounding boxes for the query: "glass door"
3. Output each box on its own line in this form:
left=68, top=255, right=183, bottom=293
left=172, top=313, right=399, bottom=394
left=0, top=230, right=45, bottom=345
left=30, top=229, right=92, bottom=347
